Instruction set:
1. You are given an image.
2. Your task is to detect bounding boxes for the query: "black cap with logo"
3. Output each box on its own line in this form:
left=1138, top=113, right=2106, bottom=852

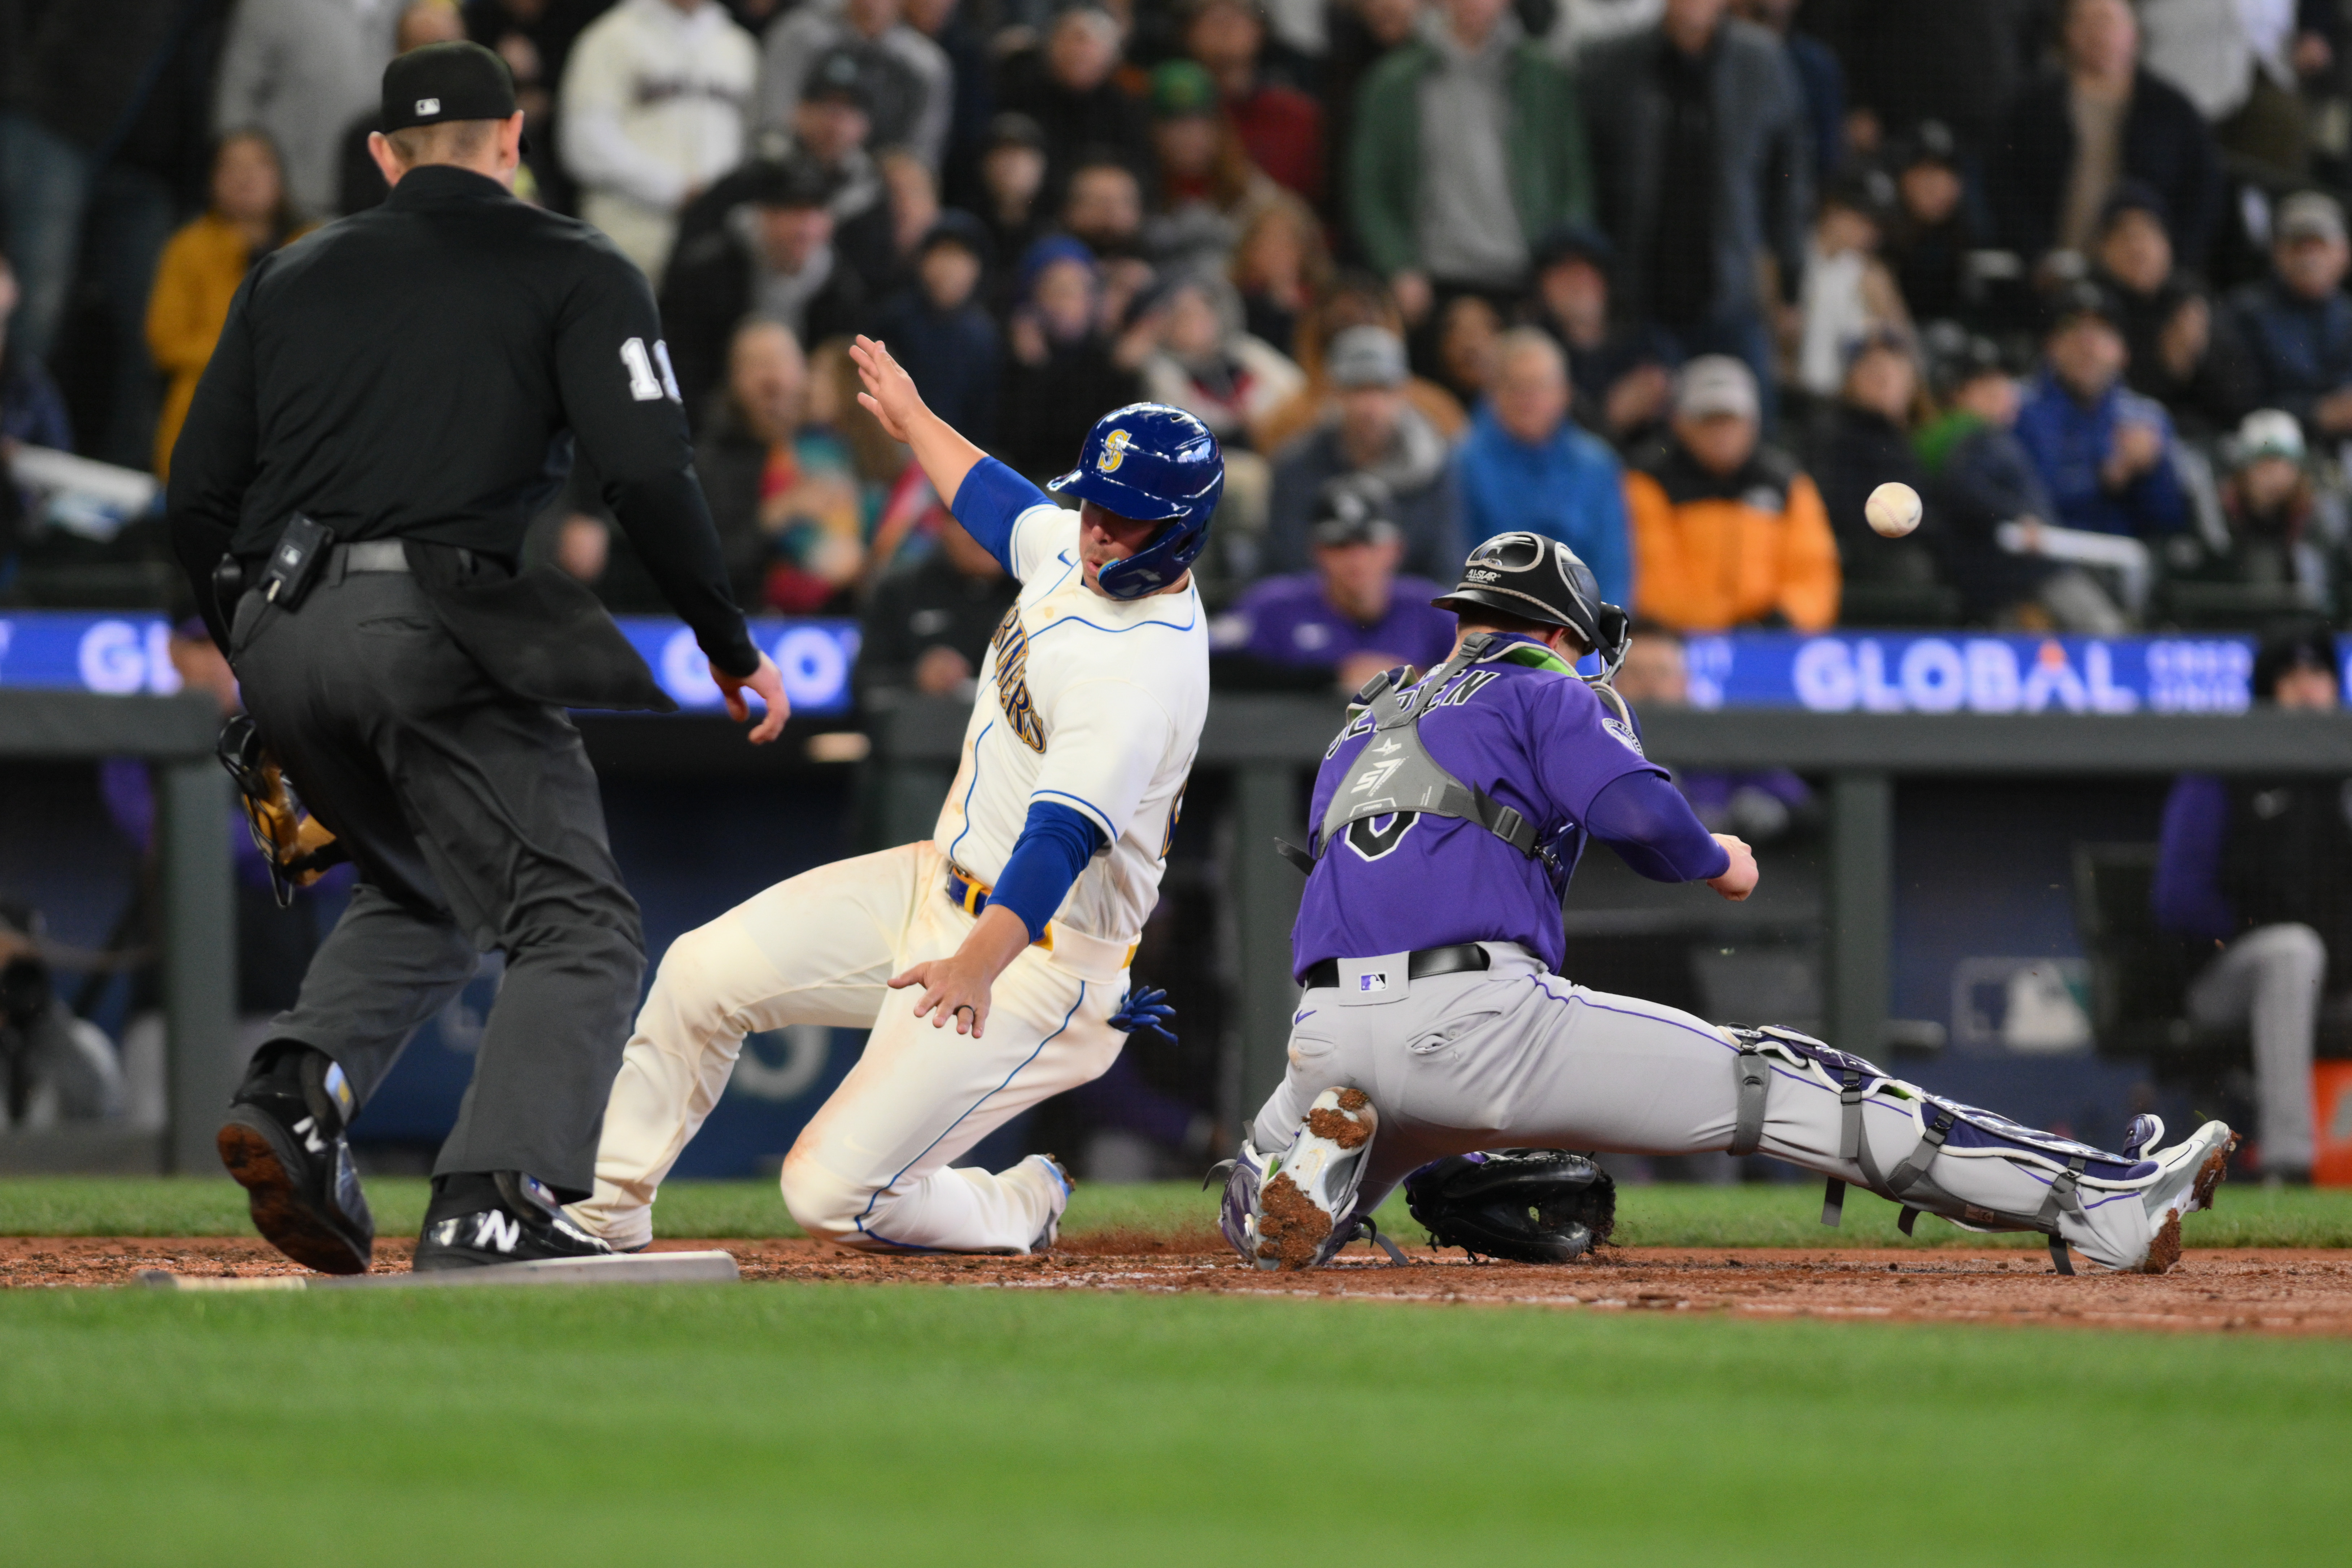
left=382, top=40, right=519, bottom=135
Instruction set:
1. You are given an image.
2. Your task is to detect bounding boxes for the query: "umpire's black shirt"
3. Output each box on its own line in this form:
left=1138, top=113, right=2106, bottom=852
left=167, top=164, right=759, bottom=678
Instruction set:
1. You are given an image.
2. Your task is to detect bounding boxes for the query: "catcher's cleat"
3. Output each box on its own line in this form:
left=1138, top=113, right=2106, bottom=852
left=1015, top=1153, right=1073, bottom=1252
left=2133, top=1120, right=2235, bottom=1275
left=412, top=1171, right=616, bottom=1271
left=1253, top=1087, right=1378, bottom=1271
left=217, top=1047, right=374, bottom=1275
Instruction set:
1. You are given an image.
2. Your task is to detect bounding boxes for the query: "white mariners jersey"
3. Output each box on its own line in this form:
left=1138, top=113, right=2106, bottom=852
left=931, top=504, right=1208, bottom=943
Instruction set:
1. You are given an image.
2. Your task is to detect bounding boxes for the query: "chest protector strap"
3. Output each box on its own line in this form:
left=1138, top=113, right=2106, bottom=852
left=1312, top=634, right=1543, bottom=862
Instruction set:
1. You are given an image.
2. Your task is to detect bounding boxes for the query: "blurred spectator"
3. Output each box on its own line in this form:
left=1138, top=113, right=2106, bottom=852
left=694, top=318, right=866, bottom=612
left=760, top=0, right=950, bottom=174
left=2015, top=282, right=2189, bottom=542
left=1830, top=0, right=2028, bottom=166
left=1543, top=0, right=1670, bottom=65
left=0, top=900, right=125, bottom=1128
left=1210, top=474, right=1457, bottom=691
left=1581, top=0, right=1811, bottom=412
left=2092, top=183, right=2254, bottom=441
left=1916, top=334, right=2130, bottom=631
left=1135, top=271, right=1306, bottom=451
left=337, top=1, right=469, bottom=215
left=1433, top=294, right=1504, bottom=407
left=974, top=114, right=1053, bottom=280
left=1229, top=193, right=1331, bottom=357
left=1793, top=170, right=1910, bottom=401
left=2152, top=628, right=2349, bottom=1182
left=1882, top=123, right=1980, bottom=332
left=2161, top=409, right=2343, bottom=614
left=560, top=0, right=759, bottom=279
left=1454, top=328, right=1632, bottom=603
left=2138, top=0, right=2329, bottom=179
left=858, top=512, right=1020, bottom=704
left=1522, top=224, right=1675, bottom=448
left=1144, top=61, right=1279, bottom=274
left=869, top=211, right=1001, bottom=444
left=995, top=4, right=1153, bottom=194
left=1986, top=0, right=2217, bottom=271
left=660, top=157, right=868, bottom=426
left=904, top=0, right=996, bottom=208
left=1614, top=619, right=1813, bottom=840
left=1729, top=0, right=1842, bottom=182
left=1000, top=236, right=1143, bottom=481
left=1350, top=0, right=1592, bottom=328
left=1627, top=355, right=1839, bottom=632
left=1062, top=151, right=1149, bottom=262
left=1321, top=0, right=1424, bottom=228
left=1811, top=330, right=1941, bottom=594
left=0, top=252, right=72, bottom=454
left=1266, top=325, right=1465, bottom=580
left=213, top=0, right=396, bottom=221
left=2227, top=191, right=2352, bottom=444
left=1254, top=272, right=1469, bottom=451
left=464, top=0, right=594, bottom=205
left=877, top=145, right=941, bottom=290
left=148, top=132, right=311, bottom=481
left=1183, top=0, right=1324, bottom=202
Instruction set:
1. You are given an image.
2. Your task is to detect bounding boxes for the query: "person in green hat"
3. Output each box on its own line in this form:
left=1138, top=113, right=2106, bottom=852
left=1144, top=58, right=1277, bottom=272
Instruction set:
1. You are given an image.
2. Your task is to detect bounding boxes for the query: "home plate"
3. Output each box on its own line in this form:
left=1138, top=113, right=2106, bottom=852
left=135, top=1250, right=741, bottom=1291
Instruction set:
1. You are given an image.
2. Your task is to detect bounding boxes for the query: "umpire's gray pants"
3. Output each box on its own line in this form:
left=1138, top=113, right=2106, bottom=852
left=229, top=570, right=642, bottom=1199
left=2187, top=922, right=2322, bottom=1172
left=1250, top=943, right=2160, bottom=1268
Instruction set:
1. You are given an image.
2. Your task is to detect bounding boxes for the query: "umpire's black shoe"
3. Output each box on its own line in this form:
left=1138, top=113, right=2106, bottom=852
left=411, top=1170, right=616, bottom=1271
left=217, top=1045, right=374, bottom=1275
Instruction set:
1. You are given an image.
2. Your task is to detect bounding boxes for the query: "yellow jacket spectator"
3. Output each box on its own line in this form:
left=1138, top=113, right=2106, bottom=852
left=1626, top=355, right=1841, bottom=632
left=148, top=131, right=312, bottom=478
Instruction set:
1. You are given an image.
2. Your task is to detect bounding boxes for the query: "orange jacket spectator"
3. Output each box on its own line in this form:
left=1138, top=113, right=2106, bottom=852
left=148, top=132, right=310, bottom=477
left=1626, top=445, right=1841, bottom=632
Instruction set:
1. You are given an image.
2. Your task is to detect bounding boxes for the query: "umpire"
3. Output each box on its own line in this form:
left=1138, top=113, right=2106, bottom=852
left=167, top=43, right=786, bottom=1275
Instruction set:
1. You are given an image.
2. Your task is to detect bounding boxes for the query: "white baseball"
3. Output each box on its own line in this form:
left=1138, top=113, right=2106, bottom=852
left=1865, top=481, right=1922, bottom=538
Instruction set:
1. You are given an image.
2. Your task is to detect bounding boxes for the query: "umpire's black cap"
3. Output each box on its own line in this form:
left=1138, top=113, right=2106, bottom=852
left=383, top=41, right=518, bottom=134
left=1434, top=531, right=1628, bottom=665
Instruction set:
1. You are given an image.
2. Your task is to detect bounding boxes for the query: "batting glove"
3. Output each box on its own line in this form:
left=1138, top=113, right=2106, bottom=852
left=1109, top=984, right=1177, bottom=1045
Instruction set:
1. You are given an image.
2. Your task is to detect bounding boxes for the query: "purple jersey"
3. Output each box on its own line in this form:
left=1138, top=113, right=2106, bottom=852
left=1293, top=634, right=1663, bottom=978
left=1214, top=573, right=1459, bottom=672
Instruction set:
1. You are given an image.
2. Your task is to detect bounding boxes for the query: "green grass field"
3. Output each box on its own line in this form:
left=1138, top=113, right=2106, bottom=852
left=5, top=1177, right=2346, bottom=1563
left=5, top=1174, right=2349, bottom=1249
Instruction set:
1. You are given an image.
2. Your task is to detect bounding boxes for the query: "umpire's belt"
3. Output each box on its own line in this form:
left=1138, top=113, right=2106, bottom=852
left=1301, top=944, right=1490, bottom=991
left=945, top=862, right=1138, bottom=982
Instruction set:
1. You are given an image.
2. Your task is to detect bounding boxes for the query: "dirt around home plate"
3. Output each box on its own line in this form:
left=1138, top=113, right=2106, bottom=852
left=9, top=1233, right=2352, bottom=1335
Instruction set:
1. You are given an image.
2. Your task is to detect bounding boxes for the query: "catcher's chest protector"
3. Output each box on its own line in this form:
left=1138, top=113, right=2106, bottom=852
left=1315, top=634, right=1544, bottom=861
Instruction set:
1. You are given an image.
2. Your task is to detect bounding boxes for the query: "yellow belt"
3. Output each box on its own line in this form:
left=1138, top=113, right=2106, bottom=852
left=944, top=863, right=1138, bottom=967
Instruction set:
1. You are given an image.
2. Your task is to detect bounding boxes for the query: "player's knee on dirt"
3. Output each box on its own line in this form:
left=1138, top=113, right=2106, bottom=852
left=778, top=1151, right=872, bottom=1242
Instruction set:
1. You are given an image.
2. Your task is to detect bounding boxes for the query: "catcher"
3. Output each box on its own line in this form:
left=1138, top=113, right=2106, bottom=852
left=1220, top=533, right=2235, bottom=1275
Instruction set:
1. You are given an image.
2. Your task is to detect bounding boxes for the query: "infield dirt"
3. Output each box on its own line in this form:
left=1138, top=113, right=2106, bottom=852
left=11, top=1234, right=2352, bottom=1335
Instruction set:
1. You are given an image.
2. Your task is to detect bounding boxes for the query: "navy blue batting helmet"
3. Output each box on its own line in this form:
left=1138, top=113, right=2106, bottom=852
left=1047, top=403, right=1224, bottom=600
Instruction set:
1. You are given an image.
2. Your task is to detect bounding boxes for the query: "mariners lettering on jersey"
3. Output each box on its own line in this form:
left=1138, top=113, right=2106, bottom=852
left=991, top=603, right=1046, bottom=752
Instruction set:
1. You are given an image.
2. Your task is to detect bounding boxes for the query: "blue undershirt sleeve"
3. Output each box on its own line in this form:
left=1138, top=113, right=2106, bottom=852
left=990, top=801, right=1108, bottom=940
left=950, top=457, right=1052, bottom=577
left=1585, top=770, right=1731, bottom=883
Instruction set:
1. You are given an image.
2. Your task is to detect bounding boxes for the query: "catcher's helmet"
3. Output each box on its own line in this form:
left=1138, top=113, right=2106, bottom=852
left=1432, top=530, right=1629, bottom=673
left=1047, top=403, right=1225, bottom=600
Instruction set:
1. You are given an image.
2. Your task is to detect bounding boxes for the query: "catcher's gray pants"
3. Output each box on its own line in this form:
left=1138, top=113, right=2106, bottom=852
left=2186, top=922, right=2322, bottom=1172
left=228, top=570, right=642, bottom=1200
left=1249, top=943, right=2159, bottom=1269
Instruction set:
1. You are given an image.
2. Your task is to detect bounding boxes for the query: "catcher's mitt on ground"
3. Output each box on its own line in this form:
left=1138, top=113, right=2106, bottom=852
left=1404, top=1149, right=1615, bottom=1263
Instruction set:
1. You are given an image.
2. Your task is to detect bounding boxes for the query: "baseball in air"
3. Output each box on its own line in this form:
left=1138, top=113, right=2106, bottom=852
left=1864, top=481, right=1922, bottom=538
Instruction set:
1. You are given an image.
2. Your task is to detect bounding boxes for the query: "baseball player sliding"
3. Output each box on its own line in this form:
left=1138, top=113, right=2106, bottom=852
left=569, top=341, right=1215, bottom=1253
left=1221, top=533, right=2236, bottom=1276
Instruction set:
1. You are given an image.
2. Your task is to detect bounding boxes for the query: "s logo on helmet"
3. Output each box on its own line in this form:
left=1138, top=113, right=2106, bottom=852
left=1096, top=429, right=1133, bottom=472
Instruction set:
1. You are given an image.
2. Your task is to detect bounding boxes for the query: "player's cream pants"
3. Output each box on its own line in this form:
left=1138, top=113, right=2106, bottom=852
left=571, top=841, right=1129, bottom=1252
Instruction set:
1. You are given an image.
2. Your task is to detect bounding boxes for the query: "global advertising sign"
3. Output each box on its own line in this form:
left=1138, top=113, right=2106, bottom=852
left=0, top=611, right=862, bottom=716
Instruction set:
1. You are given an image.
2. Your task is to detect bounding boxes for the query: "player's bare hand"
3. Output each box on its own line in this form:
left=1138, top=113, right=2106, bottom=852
left=890, top=956, right=995, bottom=1037
left=713, top=651, right=789, bottom=744
left=1707, top=834, right=1759, bottom=902
left=851, top=334, right=923, bottom=442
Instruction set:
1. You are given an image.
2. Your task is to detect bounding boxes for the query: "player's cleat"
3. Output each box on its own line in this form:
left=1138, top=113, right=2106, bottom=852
left=2133, top=1119, right=2235, bottom=1274
left=1253, top=1087, right=1379, bottom=1271
left=1211, top=1137, right=1268, bottom=1261
left=216, top=1046, right=373, bottom=1275
left=1015, top=1153, right=1072, bottom=1252
left=412, top=1171, right=616, bottom=1271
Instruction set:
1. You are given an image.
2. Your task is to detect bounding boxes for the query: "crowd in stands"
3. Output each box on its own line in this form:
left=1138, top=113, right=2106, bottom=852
left=12, top=0, right=2352, bottom=704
